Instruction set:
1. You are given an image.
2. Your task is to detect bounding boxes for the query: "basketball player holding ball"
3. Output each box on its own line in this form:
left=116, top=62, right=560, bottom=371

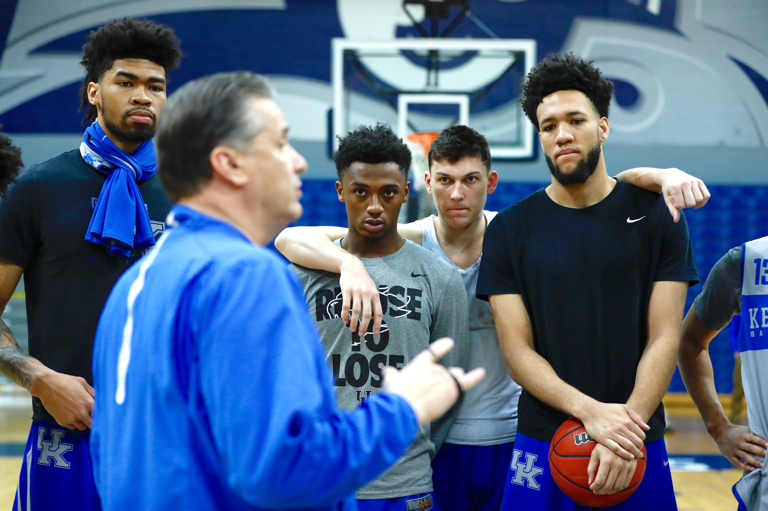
left=476, top=53, right=700, bottom=510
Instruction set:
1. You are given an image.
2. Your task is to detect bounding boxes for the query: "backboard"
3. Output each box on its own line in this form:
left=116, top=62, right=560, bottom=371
left=331, top=38, right=537, bottom=160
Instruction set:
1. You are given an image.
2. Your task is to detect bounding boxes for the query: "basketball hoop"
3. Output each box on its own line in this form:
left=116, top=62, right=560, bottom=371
left=402, top=131, right=439, bottom=222
left=408, top=132, right=440, bottom=156
left=406, top=131, right=439, bottom=193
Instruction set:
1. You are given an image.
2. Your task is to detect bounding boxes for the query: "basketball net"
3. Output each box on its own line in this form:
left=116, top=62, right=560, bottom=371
left=405, top=131, right=439, bottom=193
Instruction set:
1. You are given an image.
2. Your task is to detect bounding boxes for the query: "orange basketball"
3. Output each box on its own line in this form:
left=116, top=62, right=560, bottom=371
left=549, top=417, right=647, bottom=507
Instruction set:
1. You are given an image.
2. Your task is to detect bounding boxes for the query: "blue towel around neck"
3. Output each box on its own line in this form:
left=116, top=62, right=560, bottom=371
left=80, top=121, right=158, bottom=257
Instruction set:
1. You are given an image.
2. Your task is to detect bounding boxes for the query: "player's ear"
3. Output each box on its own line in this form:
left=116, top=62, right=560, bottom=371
left=599, top=117, right=609, bottom=142
left=487, top=170, right=498, bottom=194
left=335, top=180, right=344, bottom=202
left=424, top=170, right=433, bottom=194
left=88, top=82, right=101, bottom=108
left=403, top=180, right=411, bottom=203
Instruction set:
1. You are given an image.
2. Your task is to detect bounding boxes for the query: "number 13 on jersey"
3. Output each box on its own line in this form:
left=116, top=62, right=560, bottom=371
left=755, top=258, right=768, bottom=286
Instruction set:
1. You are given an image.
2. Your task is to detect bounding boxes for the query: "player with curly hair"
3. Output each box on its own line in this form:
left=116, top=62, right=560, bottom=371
left=0, top=127, right=23, bottom=198
left=477, top=53, right=700, bottom=510
left=0, top=18, right=181, bottom=511
left=78, top=18, right=181, bottom=125
left=291, top=123, right=471, bottom=511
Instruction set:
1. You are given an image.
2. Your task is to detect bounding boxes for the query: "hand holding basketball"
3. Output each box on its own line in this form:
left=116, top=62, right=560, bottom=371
left=382, top=337, right=485, bottom=426
left=587, top=443, right=639, bottom=494
left=550, top=417, right=646, bottom=507
left=579, top=402, right=649, bottom=460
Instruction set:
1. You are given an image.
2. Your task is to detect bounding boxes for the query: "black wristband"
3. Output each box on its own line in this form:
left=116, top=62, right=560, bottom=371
left=449, top=373, right=464, bottom=403
left=442, top=372, right=465, bottom=419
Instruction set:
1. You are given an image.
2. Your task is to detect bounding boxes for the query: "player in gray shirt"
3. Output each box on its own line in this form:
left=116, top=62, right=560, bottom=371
left=292, top=124, right=470, bottom=510
left=678, top=243, right=768, bottom=499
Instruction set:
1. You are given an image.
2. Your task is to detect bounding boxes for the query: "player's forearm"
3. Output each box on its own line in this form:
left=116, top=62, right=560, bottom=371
left=627, top=280, right=688, bottom=421
left=678, top=337, right=729, bottom=434
left=274, top=226, right=349, bottom=272
left=491, top=294, right=598, bottom=419
left=614, top=168, right=667, bottom=193
left=627, top=334, right=679, bottom=422
left=677, top=309, right=730, bottom=434
left=0, top=318, right=44, bottom=391
left=506, top=341, right=598, bottom=420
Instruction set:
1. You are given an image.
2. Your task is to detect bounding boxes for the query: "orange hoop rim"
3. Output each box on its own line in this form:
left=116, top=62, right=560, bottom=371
left=407, top=131, right=440, bottom=157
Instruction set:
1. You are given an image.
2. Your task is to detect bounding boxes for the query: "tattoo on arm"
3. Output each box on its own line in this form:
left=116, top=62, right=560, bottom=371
left=0, top=319, right=33, bottom=390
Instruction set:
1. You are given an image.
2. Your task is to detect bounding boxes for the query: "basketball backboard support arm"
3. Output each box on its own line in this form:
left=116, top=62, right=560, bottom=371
left=331, top=38, right=537, bottom=160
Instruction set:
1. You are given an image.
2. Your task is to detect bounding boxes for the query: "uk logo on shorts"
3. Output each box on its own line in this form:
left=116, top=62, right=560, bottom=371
left=36, top=427, right=73, bottom=469
left=510, top=449, right=543, bottom=490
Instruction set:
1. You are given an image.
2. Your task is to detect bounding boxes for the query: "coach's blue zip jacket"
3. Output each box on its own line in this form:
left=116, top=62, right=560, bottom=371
left=91, top=205, right=418, bottom=510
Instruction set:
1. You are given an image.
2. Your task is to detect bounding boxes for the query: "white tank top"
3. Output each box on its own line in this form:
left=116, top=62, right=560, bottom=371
left=418, top=212, right=521, bottom=445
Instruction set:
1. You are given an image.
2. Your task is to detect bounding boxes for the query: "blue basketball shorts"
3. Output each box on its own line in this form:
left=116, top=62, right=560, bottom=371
left=357, top=492, right=440, bottom=511
left=500, top=433, right=677, bottom=511
left=432, top=442, right=515, bottom=511
left=13, top=419, right=101, bottom=511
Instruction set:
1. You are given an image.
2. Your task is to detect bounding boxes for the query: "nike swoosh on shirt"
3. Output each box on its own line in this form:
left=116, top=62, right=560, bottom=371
left=663, top=459, right=670, bottom=466
left=411, top=272, right=427, bottom=278
left=627, top=216, right=647, bottom=223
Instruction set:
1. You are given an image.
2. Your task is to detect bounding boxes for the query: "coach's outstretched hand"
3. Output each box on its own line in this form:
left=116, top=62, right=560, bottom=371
left=580, top=402, right=649, bottom=461
left=382, top=337, right=485, bottom=426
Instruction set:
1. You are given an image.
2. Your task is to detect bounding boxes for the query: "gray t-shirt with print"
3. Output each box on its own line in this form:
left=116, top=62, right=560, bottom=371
left=292, top=239, right=470, bottom=500
left=693, top=246, right=742, bottom=330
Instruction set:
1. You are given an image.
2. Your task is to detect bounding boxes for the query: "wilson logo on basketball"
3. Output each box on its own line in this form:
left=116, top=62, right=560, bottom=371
left=572, top=432, right=595, bottom=445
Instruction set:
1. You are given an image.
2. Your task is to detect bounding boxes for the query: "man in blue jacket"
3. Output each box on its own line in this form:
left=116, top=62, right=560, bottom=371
left=90, top=71, right=484, bottom=511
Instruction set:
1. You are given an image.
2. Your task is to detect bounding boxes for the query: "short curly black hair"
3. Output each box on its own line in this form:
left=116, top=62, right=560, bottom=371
left=333, top=123, right=411, bottom=181
left=520, top=53, right=613, bottom=131
left=428, top=125, right=491, bottom=172
left=0, top=127, right=23, bottom=199
left=79, top=18, right=182, bottom=124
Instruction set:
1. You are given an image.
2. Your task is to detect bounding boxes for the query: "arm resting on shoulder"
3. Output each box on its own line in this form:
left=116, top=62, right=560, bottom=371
left=489, top=294, right=647, bottom=460
left=274, top=225, right=349, bottom=272
left=678, top=305, right=767, bottom=471
left=276, top=225, right=379, bottom=333
left=275, top=223, right=422, bottom=335
left=275, top=223, right=424, bottom=272
left=615, top=168, right=710, bottom=222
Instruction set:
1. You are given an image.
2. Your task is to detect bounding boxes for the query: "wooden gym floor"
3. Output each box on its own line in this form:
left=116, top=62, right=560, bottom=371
left=0, top=387, right=746, bottom=510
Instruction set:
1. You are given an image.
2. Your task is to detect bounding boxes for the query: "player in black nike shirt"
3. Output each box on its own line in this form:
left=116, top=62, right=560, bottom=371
left=477, top=53, right=699, bottom=510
